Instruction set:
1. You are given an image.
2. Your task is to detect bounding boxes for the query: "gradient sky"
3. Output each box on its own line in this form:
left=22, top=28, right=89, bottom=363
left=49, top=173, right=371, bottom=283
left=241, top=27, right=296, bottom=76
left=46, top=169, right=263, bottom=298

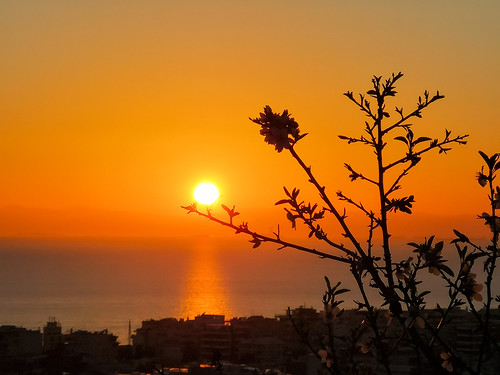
left=1, top=1, right=499, bottom=241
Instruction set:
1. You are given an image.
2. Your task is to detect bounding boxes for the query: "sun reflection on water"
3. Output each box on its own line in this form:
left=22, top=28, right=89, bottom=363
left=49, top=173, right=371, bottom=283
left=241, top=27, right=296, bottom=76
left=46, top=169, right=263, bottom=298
left=176, top=241, right=232, bottom=319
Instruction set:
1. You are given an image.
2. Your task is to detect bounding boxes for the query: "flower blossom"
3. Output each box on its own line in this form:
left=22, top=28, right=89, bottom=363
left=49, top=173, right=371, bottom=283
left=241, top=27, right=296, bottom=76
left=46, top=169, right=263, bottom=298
left=318, top=349, right=332, bottom=368
left=250, top=106, right=302, bottom=152
left=396, top=260, right=412, bottom=281
left=428, top=265, right=440, bottom=276
left=357, top=342, right=372, bottom=354
left=440, top=352, right=453, bottom=372
left=479, top=212, right=500, bottom=233
left=463, top=272, right=483, bottom=302
left=476, top=170, right=488, bottom=187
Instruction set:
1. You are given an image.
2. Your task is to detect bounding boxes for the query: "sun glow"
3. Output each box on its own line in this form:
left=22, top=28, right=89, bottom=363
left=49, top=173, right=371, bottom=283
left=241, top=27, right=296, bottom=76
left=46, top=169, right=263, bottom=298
left=194, top=182, right=220, bottom=205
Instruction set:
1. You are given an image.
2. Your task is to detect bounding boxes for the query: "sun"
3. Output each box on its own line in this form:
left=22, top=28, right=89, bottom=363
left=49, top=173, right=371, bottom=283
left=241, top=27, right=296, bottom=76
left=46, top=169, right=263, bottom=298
left=194, top=182, right=220, bottom=205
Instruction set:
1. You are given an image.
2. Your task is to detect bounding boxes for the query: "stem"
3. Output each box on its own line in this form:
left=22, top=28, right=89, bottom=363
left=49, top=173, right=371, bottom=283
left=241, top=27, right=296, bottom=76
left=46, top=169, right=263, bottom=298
left=383, top=96, right=442, bottom=135
left=386, top=163, right=414, bottom=197
left=394, top=314, right=450, bottom=375
left=288, top=146, right=391, bottom=298
left=352, top=268, right=393, bottom=375
left=287, top=309, right=336, bottom=374
left=384, top=134, right=469, bottom=171
left=375, top=92, right=396, bottom=295
left=326, top=309, right=339, bottom=373
left=289, top=146, right=366, bottom=258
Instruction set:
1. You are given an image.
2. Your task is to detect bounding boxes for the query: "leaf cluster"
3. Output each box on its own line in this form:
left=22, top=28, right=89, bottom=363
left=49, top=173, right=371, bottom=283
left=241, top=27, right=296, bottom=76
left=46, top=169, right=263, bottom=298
left=276, top=187, right=326, bottom=238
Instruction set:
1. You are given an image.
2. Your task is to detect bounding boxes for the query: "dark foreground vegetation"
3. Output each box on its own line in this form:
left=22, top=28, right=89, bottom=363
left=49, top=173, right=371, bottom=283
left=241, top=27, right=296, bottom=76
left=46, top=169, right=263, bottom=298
left=184, top=73, right=499, bottom=374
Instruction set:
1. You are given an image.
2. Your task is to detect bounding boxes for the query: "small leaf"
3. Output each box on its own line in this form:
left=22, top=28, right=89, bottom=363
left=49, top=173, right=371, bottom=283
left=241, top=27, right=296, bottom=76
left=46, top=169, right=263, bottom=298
left=249, top=237, right=261, bottom=248
left=335, top=288, right=350, bottom=295
left=452, top=229, right=469, bottom=243
left=221, top=204, right=239, bottom=218
left=435, top=241, right=444, bottom=253
left=181, top=203, right=198, bottom=213
left=419, top=291, right=431, bottom=298
left=275, top=199, right=290, bottom=205
left=395, top=136, right=409, bottom=145
left=440, top=265, right=454, bottom=277
left=414, top=136, right=432, bottom=145
left=313, top=211, right=325, bottom=220
left=286, top=211, right=297, bottom=229
left=297, top=133, right=308, bottom=141
left=478, top=150, right=491, bottom=166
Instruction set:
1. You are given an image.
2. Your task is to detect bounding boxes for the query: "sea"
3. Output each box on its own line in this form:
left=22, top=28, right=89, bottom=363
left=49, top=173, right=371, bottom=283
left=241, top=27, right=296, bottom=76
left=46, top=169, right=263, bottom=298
left=0, top=236, right=474, bottom=344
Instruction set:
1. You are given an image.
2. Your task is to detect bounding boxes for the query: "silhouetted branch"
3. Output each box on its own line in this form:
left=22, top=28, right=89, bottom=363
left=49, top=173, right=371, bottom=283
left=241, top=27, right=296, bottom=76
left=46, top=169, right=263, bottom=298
left=383, top=90, right=445, bottom=135
left=384, top=132, right=469, bottom=171
left=336, top=191, right=380, bottom=222
left=276, top=187, right=358, bottom=258
left=181, top=203, right=351, bottom=264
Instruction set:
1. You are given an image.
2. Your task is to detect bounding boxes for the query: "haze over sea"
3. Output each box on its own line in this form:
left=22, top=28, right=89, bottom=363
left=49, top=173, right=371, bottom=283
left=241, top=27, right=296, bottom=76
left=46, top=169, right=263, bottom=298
left=0, top=236, right=461, bottom=344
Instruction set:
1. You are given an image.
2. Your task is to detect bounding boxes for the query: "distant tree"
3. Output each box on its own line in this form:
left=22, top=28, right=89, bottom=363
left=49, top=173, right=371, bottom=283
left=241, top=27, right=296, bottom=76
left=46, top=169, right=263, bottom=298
left=183, top=73, right=499, bottom=374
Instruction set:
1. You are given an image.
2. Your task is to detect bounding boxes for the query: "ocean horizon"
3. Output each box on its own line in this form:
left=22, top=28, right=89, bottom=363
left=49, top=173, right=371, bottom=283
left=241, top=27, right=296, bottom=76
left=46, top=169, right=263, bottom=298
left=0, top=236, right=476, bottom=344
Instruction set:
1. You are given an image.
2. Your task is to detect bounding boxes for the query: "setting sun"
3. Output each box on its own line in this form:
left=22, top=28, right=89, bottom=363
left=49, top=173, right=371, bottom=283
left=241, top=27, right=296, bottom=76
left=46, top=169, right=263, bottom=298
left=194, top=182, right=220, bottom=205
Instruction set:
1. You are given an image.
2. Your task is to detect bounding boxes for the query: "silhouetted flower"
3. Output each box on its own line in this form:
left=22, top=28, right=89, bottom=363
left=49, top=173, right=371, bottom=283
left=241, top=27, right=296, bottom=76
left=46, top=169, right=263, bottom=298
left=471, top=283, right=484, bottom=301
left=477, top=170, right=488, bottom=187
left=396, top=259, right=412, bottom=281
left=440, top=352, right=453, bottom=372
left=428, top=265, right=440, bottom=276
left=427, top=249, right=443, bottom=276
left=357, top=342, right=372, bottom=354
left=479, top=212, right=500, bottom=233
left=463, top=272, right=483, bottom=302
left=250, top=106, right=302, bottom=152
left=405, top=308, right=426, bottom=329
left=318, top=349, right=332, bottom=368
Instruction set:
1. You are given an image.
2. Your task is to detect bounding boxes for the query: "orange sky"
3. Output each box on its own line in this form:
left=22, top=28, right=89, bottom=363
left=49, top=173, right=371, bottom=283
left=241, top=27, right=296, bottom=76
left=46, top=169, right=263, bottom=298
left=0, top=1, right=499, bottom=242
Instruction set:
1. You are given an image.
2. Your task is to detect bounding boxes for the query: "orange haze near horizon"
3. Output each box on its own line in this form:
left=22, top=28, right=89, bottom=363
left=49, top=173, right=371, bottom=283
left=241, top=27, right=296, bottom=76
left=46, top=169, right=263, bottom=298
left=1, top=1, right=499, bottom=246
